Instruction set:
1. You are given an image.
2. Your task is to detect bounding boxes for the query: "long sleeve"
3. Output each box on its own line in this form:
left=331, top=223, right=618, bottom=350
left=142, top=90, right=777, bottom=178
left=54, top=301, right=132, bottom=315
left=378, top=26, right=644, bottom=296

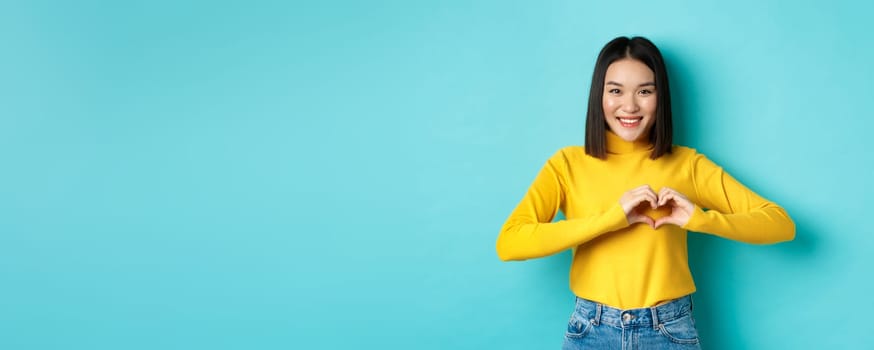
left=683, top=153, right=795, bottom=244
left=496, top=150, right=629, bottom=261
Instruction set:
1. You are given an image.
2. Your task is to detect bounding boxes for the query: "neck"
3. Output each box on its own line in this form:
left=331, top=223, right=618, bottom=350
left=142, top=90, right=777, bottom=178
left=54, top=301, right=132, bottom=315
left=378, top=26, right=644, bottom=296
left=606, top=130, right=653, bottom=154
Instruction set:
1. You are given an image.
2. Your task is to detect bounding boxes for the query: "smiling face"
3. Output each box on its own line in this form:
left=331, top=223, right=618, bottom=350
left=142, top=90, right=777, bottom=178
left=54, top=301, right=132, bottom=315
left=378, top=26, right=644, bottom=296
left=602, top=58, right=658, bottom=142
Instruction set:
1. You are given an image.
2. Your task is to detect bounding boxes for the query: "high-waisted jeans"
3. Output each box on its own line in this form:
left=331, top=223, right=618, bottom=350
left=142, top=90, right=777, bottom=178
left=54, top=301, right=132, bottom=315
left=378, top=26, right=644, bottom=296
left=561, top=295, right=701, bottom=350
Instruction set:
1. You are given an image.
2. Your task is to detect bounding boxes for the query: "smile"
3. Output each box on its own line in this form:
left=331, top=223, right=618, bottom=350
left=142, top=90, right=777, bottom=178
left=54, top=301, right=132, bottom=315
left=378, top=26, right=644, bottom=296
left=617, top=117, right=643, bottom=128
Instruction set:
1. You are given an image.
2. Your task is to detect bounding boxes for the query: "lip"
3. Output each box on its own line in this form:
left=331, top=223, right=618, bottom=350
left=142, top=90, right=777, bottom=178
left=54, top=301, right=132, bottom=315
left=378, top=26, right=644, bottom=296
left=616, top=116, right=643, bottom=128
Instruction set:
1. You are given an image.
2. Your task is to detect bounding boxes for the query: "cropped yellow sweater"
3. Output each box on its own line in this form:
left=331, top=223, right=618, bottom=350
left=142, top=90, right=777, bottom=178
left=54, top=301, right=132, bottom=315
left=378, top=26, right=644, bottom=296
left=496, top=131, right=795, bottom=309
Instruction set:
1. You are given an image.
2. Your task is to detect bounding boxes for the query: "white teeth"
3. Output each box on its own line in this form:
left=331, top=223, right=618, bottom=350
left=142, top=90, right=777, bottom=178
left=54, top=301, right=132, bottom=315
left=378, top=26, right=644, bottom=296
left=618, top=118, right=641, bottom=123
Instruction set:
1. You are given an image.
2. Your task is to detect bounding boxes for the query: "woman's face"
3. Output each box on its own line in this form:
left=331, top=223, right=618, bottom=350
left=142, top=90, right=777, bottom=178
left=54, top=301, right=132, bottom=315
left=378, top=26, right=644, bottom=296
left=602, top=59, right=657, bottom=142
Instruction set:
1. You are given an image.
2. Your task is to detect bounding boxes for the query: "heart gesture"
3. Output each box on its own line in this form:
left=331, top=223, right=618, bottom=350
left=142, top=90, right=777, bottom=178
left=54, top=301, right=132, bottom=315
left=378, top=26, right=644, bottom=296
left=619, top=185, right=695, bottom=229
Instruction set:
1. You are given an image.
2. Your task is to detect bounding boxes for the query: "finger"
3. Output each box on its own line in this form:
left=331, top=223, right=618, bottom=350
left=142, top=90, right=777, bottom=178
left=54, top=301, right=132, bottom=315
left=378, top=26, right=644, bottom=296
left=633, top=184, right=654, bottom=192
left=640, top=215, right=654, bottom=228
left=642, top=191, right=658, bottom=209
left=632, top=185, right=656, bottom=196
left=670, top=188, right=690, bottom=202
left=635, top=185, right=657, bottom=195
left=627, top=213, right=643, bottom=225
left=637, top=193, right=656, bottom=210
left=658, top=187, right=679, bottom=205
left=663, top=191, right=693, bottom=211
left=676, top=194, right=694, bottom=210
left=643, top=187, right=659, bottom=208
left=633, top=187, right=659, bottom=208
left=629, top=213, right=655, bottom=227
left=623, top=186, right=662, bottom=213
left=622, top=192, right=655, bottom=212
left=659, top=187, right=691, bottom=206
left=658, top=191, right=674, bottom=207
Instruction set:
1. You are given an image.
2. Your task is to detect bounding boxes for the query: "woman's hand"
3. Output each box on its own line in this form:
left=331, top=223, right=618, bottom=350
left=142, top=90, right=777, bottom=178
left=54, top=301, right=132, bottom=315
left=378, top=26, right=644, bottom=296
left=653, top=186, right=695, bottom=229
left=619, top=185, right=659, bottom=228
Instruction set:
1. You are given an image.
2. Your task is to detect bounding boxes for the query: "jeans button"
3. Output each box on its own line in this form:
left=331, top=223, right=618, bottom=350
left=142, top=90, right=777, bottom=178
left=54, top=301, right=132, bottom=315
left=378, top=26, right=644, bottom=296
left=622, top=313, right=633, bottom=322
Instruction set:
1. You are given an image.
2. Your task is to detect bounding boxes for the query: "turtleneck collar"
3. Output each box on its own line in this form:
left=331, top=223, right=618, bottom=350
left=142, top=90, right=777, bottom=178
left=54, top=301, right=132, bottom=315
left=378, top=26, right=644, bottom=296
left=606, top=130, right=653, bottom=154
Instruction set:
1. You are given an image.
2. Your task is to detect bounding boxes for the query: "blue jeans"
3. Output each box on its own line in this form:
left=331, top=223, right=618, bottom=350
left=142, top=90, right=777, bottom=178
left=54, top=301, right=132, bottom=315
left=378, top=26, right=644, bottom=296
left=561, top=295, right=701, bottom=350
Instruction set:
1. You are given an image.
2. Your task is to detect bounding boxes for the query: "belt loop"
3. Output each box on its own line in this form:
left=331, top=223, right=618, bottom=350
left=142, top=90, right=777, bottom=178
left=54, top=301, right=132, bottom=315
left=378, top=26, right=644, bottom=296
left=650, top=306, right=659, bottom=330
left=594, top=303, right=602, bottom=326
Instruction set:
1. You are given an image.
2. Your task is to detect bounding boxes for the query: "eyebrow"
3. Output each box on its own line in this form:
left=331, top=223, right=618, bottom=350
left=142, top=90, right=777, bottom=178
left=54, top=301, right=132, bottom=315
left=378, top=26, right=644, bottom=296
left=606, top=81, right=656, bottom=87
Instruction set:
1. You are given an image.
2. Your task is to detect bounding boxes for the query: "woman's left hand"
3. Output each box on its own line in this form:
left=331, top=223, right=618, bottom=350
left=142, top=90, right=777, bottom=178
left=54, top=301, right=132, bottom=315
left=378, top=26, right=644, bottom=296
left=654, top=187, right=696, bottom=229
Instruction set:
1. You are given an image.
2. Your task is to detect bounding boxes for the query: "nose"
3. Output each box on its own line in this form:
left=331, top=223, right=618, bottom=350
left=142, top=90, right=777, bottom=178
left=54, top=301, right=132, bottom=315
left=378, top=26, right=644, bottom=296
left=621, top=95, right=640, bottom=113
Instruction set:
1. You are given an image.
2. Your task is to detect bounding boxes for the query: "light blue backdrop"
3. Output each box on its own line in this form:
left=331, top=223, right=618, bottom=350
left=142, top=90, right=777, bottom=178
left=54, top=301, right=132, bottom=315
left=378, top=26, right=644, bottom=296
left=2, top=1, right=871, bottom=349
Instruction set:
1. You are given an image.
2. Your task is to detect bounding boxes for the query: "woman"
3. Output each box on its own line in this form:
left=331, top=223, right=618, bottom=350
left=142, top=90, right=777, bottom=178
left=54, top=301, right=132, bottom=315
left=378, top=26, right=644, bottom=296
left=496, top=36, right=795, bottom=349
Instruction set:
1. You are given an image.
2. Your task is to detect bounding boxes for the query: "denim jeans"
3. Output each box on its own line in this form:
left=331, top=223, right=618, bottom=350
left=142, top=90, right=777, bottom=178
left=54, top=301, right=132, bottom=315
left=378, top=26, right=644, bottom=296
left=561, top=295, right=701, bottom=350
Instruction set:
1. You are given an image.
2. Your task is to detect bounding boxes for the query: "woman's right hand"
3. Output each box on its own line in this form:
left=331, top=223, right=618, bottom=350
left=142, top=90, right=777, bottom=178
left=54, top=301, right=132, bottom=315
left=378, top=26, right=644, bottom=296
left=619, top=185, right=659, bottom=227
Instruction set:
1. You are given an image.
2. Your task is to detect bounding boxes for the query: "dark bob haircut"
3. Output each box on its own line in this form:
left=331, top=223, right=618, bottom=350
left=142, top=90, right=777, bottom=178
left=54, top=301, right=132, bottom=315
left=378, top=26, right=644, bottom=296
left=584, top=36, right=673, bottom=160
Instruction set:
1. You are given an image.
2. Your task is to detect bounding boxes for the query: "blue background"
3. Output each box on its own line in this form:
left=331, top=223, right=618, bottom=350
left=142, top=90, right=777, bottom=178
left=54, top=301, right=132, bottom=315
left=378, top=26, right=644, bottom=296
left=2, top=1, right=871, bottom=349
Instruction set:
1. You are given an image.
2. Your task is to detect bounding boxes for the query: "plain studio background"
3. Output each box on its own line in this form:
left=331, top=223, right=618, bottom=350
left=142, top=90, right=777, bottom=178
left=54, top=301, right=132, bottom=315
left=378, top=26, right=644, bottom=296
left=1, top=1, right=872, bottom=349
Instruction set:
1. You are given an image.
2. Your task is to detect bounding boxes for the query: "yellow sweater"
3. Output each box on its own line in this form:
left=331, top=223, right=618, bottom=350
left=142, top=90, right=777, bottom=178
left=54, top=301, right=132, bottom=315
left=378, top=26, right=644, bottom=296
left=496, top=131, right=795, bottom=309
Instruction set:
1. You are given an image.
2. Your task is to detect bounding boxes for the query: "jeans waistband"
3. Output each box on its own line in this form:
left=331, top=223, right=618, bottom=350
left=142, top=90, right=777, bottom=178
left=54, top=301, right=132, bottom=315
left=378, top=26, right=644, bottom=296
left=572, top=295, right=693, bottom=329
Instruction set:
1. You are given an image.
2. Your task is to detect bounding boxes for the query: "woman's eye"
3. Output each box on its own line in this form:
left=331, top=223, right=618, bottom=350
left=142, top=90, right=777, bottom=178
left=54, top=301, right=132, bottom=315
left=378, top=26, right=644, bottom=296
left=639, top=89, right=654, bottom=95
left=608, top=88, right=621, bottom=94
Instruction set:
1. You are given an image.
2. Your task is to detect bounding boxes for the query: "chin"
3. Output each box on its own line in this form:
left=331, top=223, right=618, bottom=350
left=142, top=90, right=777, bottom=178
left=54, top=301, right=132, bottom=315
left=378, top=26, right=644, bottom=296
left=614, top=129, right=646, bottom=142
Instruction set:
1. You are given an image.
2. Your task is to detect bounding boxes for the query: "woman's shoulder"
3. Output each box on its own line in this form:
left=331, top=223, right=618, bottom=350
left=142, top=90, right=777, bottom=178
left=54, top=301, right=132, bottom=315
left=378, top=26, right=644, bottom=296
left=669, top=145, right=722, bottom=170
left=550, top=145, right=588, bottom=162
left=537, top=146, right=588, bottom=171
left=670, top=144, right=704, bottom=159
left=555, top=145, right=585, bottom=155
